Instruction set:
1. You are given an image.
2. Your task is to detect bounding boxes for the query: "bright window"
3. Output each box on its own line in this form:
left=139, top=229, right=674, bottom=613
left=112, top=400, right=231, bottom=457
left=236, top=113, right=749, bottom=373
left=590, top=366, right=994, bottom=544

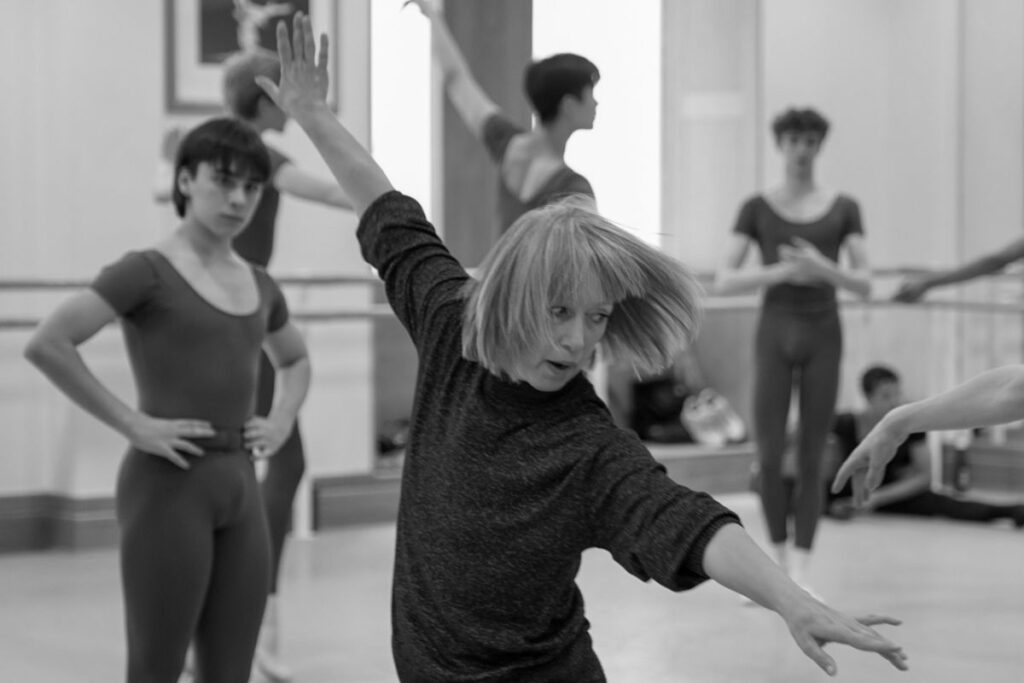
left=370, top=3, right=432, bottom=220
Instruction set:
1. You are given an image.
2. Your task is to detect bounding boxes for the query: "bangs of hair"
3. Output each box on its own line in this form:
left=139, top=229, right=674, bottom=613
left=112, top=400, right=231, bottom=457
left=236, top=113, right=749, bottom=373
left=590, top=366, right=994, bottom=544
left=772, top=107, right=830, bottom=141
left=463, top=199, right=703, bottom=379
left=171, top=117, right=271, bottom=216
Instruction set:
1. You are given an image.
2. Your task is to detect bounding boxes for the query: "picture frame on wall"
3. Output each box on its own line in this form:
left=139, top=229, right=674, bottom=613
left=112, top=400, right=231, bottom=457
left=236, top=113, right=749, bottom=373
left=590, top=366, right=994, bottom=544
left=165, top=0, right=339, bottom=114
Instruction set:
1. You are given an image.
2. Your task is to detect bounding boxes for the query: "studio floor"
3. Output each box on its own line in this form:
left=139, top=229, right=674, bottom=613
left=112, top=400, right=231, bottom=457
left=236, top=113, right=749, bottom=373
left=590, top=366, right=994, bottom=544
left=3, top=493, right=1023, bottom=682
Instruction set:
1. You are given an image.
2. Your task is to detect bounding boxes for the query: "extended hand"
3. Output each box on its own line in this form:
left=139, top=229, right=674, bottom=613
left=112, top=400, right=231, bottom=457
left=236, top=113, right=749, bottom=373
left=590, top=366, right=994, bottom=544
left=402, top=0, right=438, bottom=19
left=128, top=415, right=215, bottom=469
left=831, top=421, right=905, bottom=506
left=244, top=415, right=293, bottom=460
left=256, top=13, right=330, bottom=117
left=783, top=598, right=907, bottom=676
left=892, top=276, right=931, bottom=303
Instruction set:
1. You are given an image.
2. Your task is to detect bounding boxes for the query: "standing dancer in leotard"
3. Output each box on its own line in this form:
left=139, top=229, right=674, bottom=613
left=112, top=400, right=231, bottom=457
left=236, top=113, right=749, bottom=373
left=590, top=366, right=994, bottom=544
left=409, top=0, right=598, bottom=230
left=26, top=118, right=311, bottom=683
left=715, top=108, right=872, bottom=596
left=157, top=48, right=351, bottom=681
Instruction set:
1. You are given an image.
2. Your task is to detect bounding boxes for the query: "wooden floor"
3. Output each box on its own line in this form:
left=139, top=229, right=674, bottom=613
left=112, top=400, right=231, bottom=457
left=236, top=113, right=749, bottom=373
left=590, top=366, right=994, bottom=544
left=3, top=493, right=1024, bottom=682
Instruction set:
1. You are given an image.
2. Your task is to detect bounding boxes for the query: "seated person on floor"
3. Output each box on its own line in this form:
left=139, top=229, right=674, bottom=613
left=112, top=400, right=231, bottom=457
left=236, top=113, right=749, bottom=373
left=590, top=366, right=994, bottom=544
left=828, top=364, right=1024, bottom=526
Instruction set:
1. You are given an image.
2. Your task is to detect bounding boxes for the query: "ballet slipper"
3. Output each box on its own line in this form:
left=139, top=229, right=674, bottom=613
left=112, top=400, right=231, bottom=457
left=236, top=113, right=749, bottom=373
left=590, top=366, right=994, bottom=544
left=178, top=644, right=195, bottom=682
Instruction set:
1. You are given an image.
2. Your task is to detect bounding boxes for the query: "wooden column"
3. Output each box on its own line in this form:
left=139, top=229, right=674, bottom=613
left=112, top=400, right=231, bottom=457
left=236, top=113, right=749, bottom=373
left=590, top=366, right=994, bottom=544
left=439, top=0, right=532, bottom=266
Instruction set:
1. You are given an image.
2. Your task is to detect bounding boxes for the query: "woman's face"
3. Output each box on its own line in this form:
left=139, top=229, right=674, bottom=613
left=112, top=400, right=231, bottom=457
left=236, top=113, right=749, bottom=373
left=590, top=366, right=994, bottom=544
left=512, top=285, right=612, bottom=392
left=778, top=130, right=823, bottom=171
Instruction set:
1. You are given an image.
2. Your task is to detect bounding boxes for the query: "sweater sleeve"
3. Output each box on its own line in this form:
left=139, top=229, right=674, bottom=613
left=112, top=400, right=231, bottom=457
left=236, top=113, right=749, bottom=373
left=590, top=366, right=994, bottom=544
left=586, top=433, right=741, bottom=591
left=356, top=191, right=470, bottom=346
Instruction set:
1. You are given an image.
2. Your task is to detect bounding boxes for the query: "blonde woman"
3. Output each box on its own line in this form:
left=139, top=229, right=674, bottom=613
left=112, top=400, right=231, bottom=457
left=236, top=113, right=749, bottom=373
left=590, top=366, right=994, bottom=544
left=260, top=15, right=908, bottom=680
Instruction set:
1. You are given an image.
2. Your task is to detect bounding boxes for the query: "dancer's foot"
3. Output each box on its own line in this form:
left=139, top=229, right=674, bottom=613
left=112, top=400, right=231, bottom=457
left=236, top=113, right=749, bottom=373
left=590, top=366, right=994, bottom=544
left=178, top=645, right=195, bottom=682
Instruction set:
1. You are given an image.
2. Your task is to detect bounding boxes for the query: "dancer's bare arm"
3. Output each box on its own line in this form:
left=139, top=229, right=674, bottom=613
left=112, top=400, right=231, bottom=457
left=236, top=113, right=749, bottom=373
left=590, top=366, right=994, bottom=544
left=24, top=291, right=213, bottom=469
left=713, top=234, right=795, bottom=295
left=406, top=0, right=499, bottom=140
left=893, top=237, right=1024, bottom=302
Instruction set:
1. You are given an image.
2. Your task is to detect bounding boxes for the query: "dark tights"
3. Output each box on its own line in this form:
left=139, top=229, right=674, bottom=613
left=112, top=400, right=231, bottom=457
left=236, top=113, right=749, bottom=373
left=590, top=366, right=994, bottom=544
left=753, top=305, right=842, bottom=549
left=256, top=351, right=306, bottom=593
left=117, top=450, right=269, bottom=683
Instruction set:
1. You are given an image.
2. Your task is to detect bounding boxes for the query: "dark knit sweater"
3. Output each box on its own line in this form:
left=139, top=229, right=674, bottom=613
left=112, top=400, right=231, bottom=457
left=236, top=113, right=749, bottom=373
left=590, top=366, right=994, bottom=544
left=358, top=191, right=740, bottom=682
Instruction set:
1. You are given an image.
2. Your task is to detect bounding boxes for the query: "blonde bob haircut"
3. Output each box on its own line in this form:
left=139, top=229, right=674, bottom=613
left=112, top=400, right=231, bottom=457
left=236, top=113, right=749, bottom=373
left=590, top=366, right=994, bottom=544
left=462, top=197, right=703, bottom=380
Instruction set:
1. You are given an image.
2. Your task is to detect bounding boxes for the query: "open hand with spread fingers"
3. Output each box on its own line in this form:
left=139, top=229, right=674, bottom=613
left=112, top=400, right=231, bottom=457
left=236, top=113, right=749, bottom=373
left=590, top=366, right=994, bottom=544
left=256, top=12, right=330, bottom=118
left=781, top=600, right=907, bottom=676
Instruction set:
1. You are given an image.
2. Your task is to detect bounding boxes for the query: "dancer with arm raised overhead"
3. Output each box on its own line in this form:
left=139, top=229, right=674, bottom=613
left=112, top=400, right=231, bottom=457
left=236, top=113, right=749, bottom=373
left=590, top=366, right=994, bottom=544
left=259, top=14, right=907, bottom=680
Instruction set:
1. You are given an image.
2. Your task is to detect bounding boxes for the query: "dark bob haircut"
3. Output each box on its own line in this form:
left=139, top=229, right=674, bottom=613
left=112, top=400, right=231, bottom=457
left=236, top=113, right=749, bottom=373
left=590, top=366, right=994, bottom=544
left=171, top=118, right=271, bottom=218
left=524, top=53, right=600, bottom=124
left=860, top=364, right=900, bottom=398
left=771, top=107, right=830, bottom=143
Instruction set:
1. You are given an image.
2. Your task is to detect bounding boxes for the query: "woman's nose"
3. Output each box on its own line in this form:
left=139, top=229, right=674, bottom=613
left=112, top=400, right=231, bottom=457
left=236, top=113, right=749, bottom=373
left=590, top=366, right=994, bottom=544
left=558, top=316, right=585, bottom=352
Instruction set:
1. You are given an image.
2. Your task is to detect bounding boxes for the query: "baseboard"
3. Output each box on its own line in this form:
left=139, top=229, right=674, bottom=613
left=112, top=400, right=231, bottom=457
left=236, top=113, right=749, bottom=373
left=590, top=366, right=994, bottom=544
left=312, top=472, right=403, bottom=529
left=0, top=494, right=118, bottom=553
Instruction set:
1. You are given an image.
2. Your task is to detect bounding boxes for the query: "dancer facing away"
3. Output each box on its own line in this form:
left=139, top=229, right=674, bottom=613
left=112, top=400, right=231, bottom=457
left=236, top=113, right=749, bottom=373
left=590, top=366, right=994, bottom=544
left=157, top=48, right=352, bottom=682
left=261, top=15, right=907, bottom=680
left=25, top=118, right=311, bottom=683
left=828, top=365, right=1024, bottom=526
left=408, top=0, right=597, bottom=231
left=835, top=364, right=1024, bottom=507
left=715, top=107, right=872, bottom=594
left=892, top=235, right=1024, bottom=302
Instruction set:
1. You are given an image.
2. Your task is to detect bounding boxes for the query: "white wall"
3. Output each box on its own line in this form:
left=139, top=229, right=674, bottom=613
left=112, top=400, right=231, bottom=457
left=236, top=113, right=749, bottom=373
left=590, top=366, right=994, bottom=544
left=533, top=0, right=662, bottom=245
left=761, top=0, right=962, bottom=268
left=0, top=0, right=375, bottom=498
left=761, top=0, right=963, bottom=408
